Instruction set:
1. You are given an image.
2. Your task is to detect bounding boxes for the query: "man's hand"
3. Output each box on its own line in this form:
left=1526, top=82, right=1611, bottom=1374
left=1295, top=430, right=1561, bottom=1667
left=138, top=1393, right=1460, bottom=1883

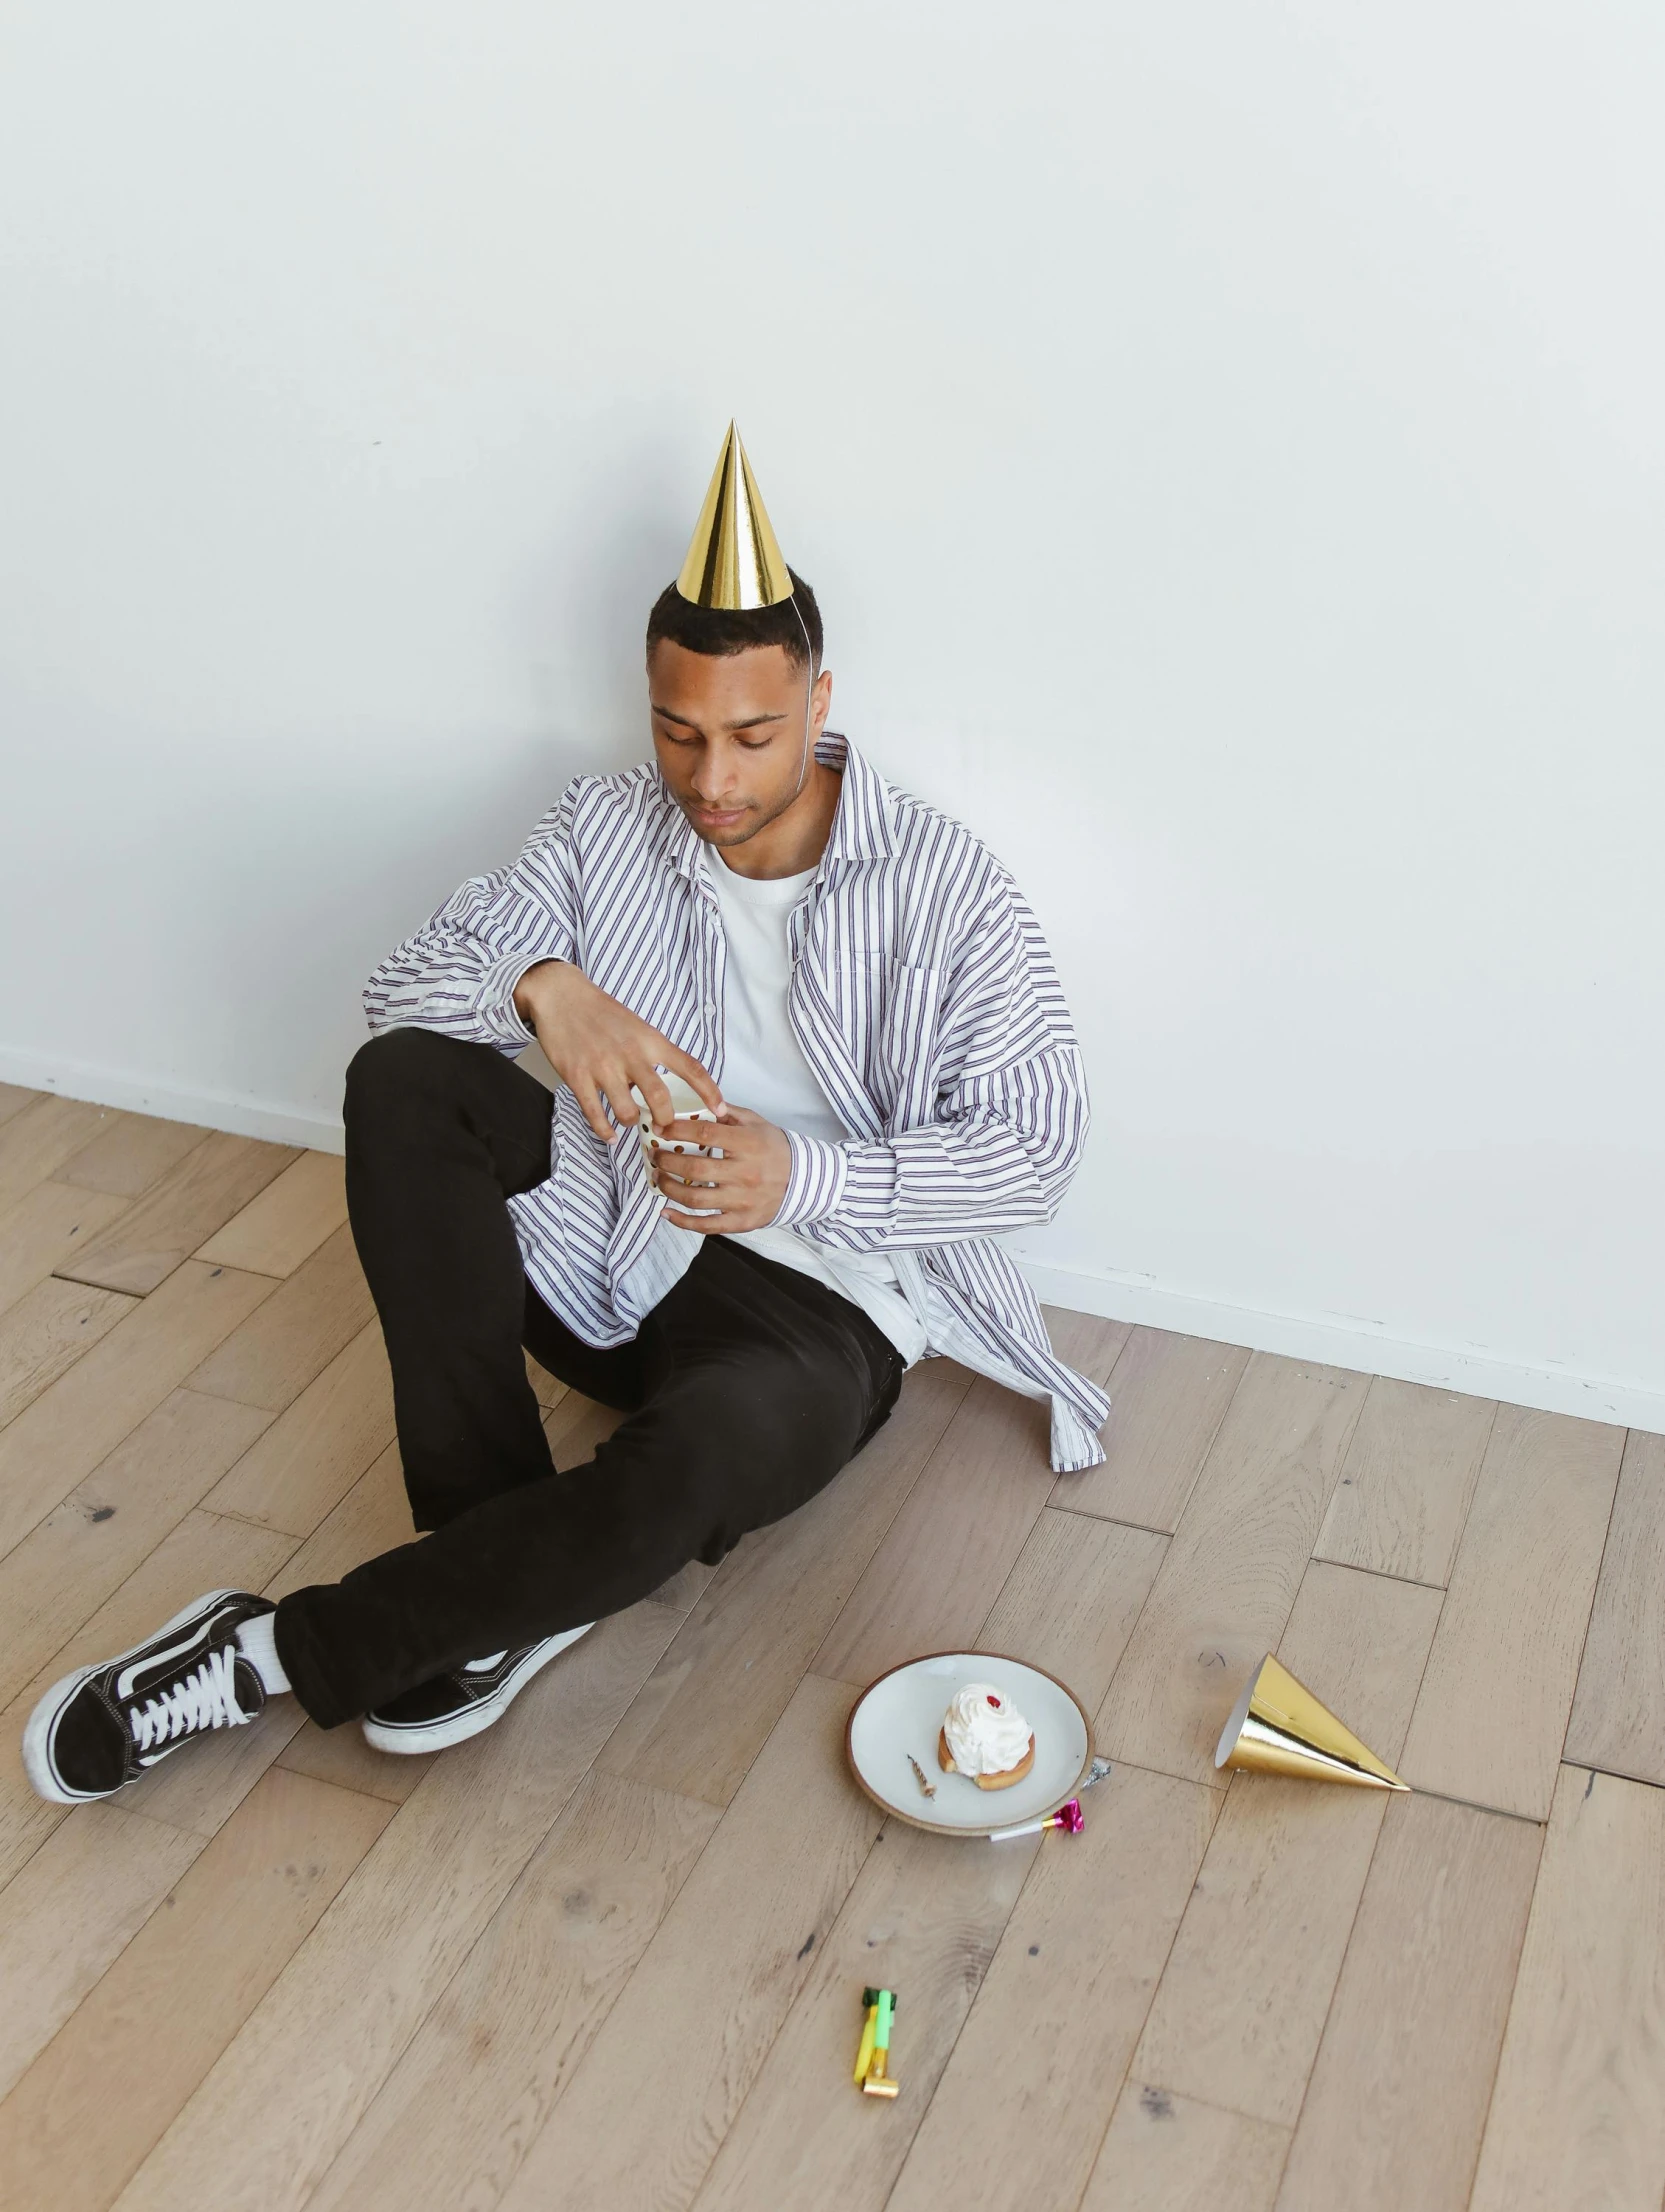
left=513, top=960, right=723, bottom=1142
left=651, top=1105, right=793, bottom=1234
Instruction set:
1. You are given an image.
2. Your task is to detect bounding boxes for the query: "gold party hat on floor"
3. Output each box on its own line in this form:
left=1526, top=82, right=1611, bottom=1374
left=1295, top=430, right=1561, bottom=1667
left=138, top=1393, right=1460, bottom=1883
left=676, top=422, right=794, bottom=610
left=1215, top=1654, right=1409, bottom=1791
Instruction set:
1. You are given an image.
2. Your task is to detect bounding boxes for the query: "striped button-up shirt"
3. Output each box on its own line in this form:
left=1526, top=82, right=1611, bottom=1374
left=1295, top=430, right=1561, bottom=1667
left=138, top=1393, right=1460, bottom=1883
left=365, top=732, right=1110, bottom=1471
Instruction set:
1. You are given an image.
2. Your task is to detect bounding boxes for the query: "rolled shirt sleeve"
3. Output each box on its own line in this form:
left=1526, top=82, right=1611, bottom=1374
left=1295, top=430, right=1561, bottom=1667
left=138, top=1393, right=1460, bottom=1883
left=362, top=785, right=582, bottom=1052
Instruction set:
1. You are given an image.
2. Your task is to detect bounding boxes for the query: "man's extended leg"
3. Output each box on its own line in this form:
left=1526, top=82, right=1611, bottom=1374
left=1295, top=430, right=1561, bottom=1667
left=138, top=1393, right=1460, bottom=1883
left=270, top=1239, right=903, bottom=1727
left=22, top=1041, right=901, bottom=1796
left=21, top=1024, right=643, bottom=1804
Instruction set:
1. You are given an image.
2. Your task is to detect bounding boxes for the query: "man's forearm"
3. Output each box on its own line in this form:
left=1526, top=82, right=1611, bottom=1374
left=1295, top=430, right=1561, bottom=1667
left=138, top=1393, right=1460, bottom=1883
left=511, top=958, right=570, bottom=1030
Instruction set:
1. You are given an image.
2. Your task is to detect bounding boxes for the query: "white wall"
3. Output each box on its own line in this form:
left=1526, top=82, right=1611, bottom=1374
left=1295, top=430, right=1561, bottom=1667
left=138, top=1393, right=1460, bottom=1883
left=3, top=4, right=1662, bottom=1425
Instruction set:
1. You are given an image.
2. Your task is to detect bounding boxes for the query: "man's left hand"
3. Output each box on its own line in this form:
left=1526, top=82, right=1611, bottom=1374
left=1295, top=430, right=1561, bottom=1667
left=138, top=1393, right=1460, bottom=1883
left=652, top=1105, right=792, bottom=1234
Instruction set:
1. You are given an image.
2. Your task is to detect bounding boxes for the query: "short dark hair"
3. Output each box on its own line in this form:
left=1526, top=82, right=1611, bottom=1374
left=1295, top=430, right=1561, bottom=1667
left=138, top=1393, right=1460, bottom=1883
left=646, top=568, right=823, bottom=675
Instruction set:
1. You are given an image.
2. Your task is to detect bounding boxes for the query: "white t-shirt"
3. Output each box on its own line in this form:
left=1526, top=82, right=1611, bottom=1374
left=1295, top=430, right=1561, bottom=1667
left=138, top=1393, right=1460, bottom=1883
left=699, top=850, right=928, bottom=1366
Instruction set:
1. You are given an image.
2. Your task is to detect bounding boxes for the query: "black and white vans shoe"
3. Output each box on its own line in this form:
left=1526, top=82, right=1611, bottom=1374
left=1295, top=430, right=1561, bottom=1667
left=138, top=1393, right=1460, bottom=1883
left=361, top=1624, right=593, bottom=1755
left=22, top=1590, right=273, bottom=1805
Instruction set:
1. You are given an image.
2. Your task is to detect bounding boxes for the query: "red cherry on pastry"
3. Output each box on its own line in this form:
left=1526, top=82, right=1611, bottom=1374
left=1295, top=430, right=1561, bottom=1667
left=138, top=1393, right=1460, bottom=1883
left=988, top=1694, right=1001, bottom=1708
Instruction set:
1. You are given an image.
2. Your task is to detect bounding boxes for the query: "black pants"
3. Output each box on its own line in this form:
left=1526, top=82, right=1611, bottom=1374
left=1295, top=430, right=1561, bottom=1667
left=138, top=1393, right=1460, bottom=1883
left=272, top=1028, right=904, bottom=1728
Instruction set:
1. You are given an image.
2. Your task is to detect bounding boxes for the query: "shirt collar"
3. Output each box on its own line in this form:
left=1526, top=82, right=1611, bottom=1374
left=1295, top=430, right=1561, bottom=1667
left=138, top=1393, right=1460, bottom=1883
left=658, top=730, right=896, bottom=881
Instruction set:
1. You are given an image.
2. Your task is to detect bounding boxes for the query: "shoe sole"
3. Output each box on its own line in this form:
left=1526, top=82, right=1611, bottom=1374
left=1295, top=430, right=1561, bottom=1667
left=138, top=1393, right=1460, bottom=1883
left=21, top=1588, right=245, bottom=1806
left=360, top=1624, right=593, bottom=1755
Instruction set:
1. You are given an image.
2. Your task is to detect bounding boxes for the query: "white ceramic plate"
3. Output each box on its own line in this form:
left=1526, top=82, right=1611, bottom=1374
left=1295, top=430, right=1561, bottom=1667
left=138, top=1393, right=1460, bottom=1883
left=845, top=1651, right=1095, bottom=1837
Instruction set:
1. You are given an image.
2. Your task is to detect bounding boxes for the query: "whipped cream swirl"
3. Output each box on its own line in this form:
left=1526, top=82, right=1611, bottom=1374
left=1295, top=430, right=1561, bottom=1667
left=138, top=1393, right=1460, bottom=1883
left=943, top=1682, right=1032, bottom=1777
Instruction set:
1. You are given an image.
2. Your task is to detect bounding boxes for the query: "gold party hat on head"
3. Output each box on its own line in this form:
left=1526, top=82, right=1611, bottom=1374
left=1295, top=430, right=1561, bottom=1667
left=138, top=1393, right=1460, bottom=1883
left=1215, top=1654, right=1409, bottom=1792
left=676, top=422, right=794, bottom=610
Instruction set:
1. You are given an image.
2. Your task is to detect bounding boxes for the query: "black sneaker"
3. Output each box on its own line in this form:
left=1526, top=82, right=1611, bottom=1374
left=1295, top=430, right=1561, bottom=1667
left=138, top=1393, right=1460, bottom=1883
left=360, top=1624, right=592, bottom=1755
left=22, top=1590, right=273, bottom=1805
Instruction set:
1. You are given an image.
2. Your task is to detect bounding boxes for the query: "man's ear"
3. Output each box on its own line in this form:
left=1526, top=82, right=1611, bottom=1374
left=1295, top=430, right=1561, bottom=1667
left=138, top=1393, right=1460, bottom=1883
left=811, top=667, right=833, bottom=733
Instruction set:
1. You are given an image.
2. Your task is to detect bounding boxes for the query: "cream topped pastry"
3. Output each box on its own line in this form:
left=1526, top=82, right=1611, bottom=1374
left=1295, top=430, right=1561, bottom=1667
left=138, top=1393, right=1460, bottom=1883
left=937, top=1681, right=1036, bottom=1790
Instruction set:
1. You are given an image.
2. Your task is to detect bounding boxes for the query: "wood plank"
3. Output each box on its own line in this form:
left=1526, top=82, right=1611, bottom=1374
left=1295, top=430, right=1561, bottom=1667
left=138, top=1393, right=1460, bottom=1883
left=1565, top=1431, right=1665, bottom=1787
left=978, top=1506, right=1168, bottom=1716
left=0, top=1389, right=274, bottom=1712
left=0, top=1081, right=36, bottom=1126
left=0, top=1508, right=298, bottom=1891
left=58, top=1131, right=300, bottom=1296
left=692, top=1811, right=1041, bottom=2212
left=1273, top=1556, right=1443, bottom=1782
left=183, top=1222, right=375, bottom=1412
left=0, top=1802, right=200, bottom=2101
left=812, top=1368, right=1043, bottom=1685
left=495, top=1675, right=878, bottom=2212
left=543, top=1386, right=627, bottom=1462
left=1039, top=1303, right=1134, bottom=1390
left=0, top=1275, right=135, bottom=1426
left=1052, top=1327, right=1250, bottom=1533
left=0, top=1180, right=131, bottom=1320
left=1469, top=1764, right=1665, bottom=2212
left=307, top=1773, right=721, bottom=2212
left=1097, top=1353, right=1366, bottom=1785
left=0, top=1261, right=276, bottom=1562
left=524, top=1346, right=568, bottom=1409
left=1274, top=1792, right=1542, bottom=2212
left=1398, top=1402, right=1625, bottom=1819
left=1132, top=1562, right=1444, bottom=2125
left=884, top=1761, right=1221, bottom=2212
left=261, top=1438, right=414, bottom=1604
left=0, top=1094, right=118, bottom=1214
left=200, top=1319, right=394, bottom=1536
left=1079, top=2084, right=1290, bottom=2212
left=1314, top=1375, right=1496, bottom=1586
left=193, top=1149, right=349, bottom=1277
left=109, top=1600, right=681, bottom=2212
left=597, top=1357, right=972, bottom=1808
left=649, top=1556, right=720, bottom=1611
left=277, top=1718, right=434, bottom=1805
left=0, top=1768, right=393, bottom=2212
left=58, top=1111, right=209, bottom=1198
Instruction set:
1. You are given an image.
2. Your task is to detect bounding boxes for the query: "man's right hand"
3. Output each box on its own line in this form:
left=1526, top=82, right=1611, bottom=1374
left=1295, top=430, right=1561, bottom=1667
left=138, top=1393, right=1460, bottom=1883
left=512, top=960, right=724, bottom=1143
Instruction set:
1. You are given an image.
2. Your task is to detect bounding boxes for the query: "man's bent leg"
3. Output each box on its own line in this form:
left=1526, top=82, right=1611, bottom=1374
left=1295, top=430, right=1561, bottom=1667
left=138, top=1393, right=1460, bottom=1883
left=344, top=1027, right=642, bottom=1531
left=272, top=1243, right=904, bottom=1728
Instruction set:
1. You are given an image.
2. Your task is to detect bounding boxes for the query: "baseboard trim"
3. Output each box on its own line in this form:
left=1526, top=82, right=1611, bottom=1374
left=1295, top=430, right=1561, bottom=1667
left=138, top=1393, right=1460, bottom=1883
left=1017, top=1257, right=1664, bottom=1438
left=5, top=1043, right=1655, bottom=1435
left=0, top=1046, right=347, bottom=1155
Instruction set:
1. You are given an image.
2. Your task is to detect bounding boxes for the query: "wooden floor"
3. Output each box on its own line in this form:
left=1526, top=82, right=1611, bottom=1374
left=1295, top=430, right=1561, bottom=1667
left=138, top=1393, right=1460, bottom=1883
left=2, top=1082, right=1663, bottom=2211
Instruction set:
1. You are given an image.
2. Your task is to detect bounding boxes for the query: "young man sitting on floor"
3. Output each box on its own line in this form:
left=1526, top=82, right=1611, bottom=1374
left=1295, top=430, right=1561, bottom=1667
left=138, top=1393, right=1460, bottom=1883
left=24, top=427, right=1107, bottom=1806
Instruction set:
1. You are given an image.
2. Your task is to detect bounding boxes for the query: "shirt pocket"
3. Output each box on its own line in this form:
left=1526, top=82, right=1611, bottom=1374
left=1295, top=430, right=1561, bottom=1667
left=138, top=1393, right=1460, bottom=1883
left=873, top=960, right=945, bottom=1132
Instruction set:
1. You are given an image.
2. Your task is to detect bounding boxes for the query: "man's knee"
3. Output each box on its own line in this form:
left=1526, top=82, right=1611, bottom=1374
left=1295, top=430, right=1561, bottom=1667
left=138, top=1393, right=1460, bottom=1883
left=344, top=1026, right=463, bottom=1128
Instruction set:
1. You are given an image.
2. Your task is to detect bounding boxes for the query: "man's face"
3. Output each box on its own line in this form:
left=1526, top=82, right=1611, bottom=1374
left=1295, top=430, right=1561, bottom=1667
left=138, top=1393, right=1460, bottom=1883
left=648, top=640, right=832, bottom=849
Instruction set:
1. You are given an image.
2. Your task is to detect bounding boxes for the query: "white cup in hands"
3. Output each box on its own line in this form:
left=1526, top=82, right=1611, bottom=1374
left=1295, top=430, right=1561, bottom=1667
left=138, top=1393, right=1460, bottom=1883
left=631, top=1072, right=722, bottom=1217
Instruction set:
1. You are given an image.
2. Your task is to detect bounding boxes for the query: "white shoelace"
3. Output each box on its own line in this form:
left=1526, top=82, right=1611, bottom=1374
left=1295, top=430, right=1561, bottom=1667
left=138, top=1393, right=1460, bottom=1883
left=129, top=1644, right=249, bottom=1754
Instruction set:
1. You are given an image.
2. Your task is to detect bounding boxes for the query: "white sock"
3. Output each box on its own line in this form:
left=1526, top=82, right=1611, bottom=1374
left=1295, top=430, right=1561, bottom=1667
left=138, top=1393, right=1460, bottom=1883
left=237, top=1612, right=292, bottom=1695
